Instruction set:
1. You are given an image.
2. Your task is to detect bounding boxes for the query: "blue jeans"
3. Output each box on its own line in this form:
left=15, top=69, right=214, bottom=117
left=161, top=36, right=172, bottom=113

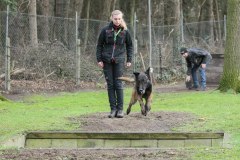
left=191, top=65, right=206, bottom=89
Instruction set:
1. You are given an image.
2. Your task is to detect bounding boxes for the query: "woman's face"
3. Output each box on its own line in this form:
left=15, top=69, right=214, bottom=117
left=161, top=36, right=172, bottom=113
left=112, top=14, right=122, bottom=26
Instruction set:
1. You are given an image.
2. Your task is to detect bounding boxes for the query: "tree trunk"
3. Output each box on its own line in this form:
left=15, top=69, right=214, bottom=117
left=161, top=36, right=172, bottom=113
left=130, top=0, right=136, bottom=28
left=208, top=0, right=214, bottom=46
left=111, top=0, right=118, bottom=11
left=219, top=0, right=240, bottom=92
left=102, top=0, right=112, bottom=21
left=39, top=0, right=50, bottom=42
left=54, top=0, right=63, bottom=41
left=151, top=0, right=164, bottom=42
left=29, top=0, right=38, bottom=47
left=83, top=0, right=91, bottom=54
left=75, top=0, right=84, bottom=42
left=63, top=0, right=70, bottom=46
left=197, top=0, right=206, bottom=43
left=75, top=0, right=84, bottom=17
left=214, top=0, right=222, bottom=43
left=172, top=0, right=181, bottom=64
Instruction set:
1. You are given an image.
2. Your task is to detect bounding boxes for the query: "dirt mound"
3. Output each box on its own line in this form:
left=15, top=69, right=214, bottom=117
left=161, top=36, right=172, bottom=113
left=70, top=111, right=195, bottom=132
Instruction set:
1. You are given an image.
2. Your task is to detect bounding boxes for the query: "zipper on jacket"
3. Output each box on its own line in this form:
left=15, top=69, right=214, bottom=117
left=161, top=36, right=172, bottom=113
left=111, top=28, right=122, bottom=62
left=111, top=43, right=116, bottom=62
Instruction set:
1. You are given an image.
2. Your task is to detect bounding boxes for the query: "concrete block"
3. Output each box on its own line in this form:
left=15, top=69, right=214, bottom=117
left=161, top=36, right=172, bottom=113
left=185, top=139, right=211, bottom=147
left=25, top=139, right=51, bottom=148
left=212, top=139, right=223, bottom=147
left=77, top=139, right=104, bottom=148
left=158, top=140, right=184, bottom=148
left=51, top=139, right=77, bottom=148
left=131, top=140, right=157, bottom=148
left=104, top=140, right=131, bottom=148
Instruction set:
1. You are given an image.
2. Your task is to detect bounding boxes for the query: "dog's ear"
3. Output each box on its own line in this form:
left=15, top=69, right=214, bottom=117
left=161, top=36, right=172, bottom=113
left=145, top=67, right=150, bottom=75
left=133, top=72, right=140, bottom=78
left=145, top=67, right=151, bottom=79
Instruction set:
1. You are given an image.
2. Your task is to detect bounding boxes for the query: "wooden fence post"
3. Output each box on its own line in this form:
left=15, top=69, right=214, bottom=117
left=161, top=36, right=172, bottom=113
left=76, top=39, right=81, bottom=85
left=5, top=37, right=11, bottom=91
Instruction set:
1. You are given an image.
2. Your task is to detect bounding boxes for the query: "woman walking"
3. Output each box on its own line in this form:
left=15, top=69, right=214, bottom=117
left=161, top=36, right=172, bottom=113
left=96, top=10, right=133, bottom=118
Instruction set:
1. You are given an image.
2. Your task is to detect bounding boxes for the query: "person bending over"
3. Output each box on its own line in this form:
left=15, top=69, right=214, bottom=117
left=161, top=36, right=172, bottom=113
left=180, top=47, right=212, bottom=91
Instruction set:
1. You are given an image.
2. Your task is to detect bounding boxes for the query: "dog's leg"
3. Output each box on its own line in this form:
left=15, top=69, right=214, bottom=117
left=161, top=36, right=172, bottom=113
left=138, top=98, right=146, bottom=116
left=143, top=105, right=150, bottom=116
left=144, top=94, right=152, bottom=115
left=144, top=104, right=148, bottom=116
left=126, top=91, right=137, bottom=115
left=135, top=95, right=145, bottom=116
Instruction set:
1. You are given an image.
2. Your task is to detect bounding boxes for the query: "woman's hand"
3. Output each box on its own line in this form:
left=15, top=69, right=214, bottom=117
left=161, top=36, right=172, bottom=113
left=98, top=61, right=104, bottom=68
left=186, top=76, right=191, bottom=82
left=126, top=62, right=131, bottom=67
left=201, top=64, right=206, bottom=69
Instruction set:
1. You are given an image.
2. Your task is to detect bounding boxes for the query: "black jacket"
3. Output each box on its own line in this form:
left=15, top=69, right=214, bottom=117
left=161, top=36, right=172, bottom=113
left=96, top=22, right=133, bottom=63
left=186, top=48, right=212, bottom=75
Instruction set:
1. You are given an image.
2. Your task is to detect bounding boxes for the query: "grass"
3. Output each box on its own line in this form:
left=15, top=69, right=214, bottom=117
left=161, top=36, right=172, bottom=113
left=0, top=91, right=109, bottom=141
left=0, top=88, right=240, bottom=159
left=154, top=91, right=240, bottom=133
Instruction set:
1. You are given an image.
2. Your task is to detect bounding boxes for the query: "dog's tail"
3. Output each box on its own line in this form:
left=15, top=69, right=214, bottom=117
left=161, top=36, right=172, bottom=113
left=118, top=77, right=135, bottom=82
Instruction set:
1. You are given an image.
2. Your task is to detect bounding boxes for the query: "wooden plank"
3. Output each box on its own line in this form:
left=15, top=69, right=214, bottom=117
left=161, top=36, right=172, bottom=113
left=26, top=132, right=224, bottom=140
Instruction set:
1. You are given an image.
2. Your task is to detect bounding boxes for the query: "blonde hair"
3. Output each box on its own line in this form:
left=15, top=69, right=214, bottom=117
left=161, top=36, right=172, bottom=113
left=110, top=10, right=127, bottom=30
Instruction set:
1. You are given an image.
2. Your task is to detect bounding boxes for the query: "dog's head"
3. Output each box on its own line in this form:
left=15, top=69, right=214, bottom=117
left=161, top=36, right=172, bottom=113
left=134, top=67, right=151, bottom=95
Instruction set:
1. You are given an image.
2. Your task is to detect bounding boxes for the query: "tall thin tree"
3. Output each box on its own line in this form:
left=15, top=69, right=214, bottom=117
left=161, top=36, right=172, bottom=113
left=29, top=0, right=38, bottom=46
left=39, top=0, right=49, bottom=42
left=219, top=0, right=240, bottom=92
left=172, top=0, right=181, bottom=64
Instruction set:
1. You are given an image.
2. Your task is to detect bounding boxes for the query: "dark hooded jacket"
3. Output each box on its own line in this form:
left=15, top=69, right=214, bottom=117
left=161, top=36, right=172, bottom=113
left=186, top=48, right=212, bottom=75
left=96, top=22, right=133, bottom=63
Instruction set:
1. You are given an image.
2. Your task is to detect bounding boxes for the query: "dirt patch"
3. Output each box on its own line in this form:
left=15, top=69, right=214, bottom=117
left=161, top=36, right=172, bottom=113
left=0, top=80, right=102, bottom=101
left=70, top=111, right=195, bottom=132
left=0, top=148, right=191, bottom=160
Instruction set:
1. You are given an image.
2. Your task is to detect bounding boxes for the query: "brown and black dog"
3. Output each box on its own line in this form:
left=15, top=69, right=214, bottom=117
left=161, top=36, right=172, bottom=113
left=118, top=67, right=152, bottom=116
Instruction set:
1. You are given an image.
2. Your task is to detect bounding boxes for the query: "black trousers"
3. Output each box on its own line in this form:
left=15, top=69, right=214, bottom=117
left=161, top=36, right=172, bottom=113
left=103, top=62, right=124, bottom=111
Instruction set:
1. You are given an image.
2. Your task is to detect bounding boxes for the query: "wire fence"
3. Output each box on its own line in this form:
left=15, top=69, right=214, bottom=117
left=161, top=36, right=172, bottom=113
left=0, top=11, right=226, bottom=91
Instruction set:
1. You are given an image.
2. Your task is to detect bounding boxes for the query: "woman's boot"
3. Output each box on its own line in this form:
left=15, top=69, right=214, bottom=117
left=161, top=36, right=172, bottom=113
left=116, top=89, right=124, bottom=118
left=107, top=89, right=117, bottom=118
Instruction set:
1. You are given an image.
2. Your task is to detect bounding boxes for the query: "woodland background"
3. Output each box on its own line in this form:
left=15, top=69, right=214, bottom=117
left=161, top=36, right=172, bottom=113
left=0, top=0, right=227, bottom=26
left=0, top=0, right=228, bottom=91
